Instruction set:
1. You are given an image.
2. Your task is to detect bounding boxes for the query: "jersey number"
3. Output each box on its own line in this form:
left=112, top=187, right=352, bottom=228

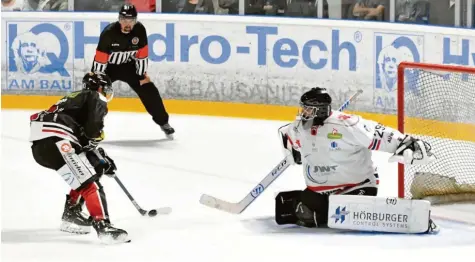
left=374, top=124, right=385, bottom=138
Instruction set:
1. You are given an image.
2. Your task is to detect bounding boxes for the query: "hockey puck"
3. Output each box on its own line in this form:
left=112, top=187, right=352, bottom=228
left=148, top=210, right=158, bottom=217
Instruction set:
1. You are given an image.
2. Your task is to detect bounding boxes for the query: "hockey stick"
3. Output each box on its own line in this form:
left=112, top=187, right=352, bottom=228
left=337, top=89, right=363, bottom=111
left=199, top=155, right=293, bottom=214
left=113, top=175, right=172, bottom=217
left=199, top=89, right=364, bottom=214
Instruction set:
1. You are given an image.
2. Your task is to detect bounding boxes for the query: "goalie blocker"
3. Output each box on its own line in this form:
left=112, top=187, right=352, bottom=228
left=275, top=191, right=438, bottom=234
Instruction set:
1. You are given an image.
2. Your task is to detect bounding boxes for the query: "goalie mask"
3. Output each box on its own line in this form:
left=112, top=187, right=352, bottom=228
left=299, top=87, right=332, bottom=126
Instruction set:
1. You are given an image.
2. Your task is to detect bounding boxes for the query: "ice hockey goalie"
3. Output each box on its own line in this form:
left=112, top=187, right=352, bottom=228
left=275, top=87, right=438, bottom=234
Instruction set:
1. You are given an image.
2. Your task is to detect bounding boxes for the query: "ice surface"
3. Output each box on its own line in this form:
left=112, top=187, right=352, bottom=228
left=2, top=110, right=474, bottom=262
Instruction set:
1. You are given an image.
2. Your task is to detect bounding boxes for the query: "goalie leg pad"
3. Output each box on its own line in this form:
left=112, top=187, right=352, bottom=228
left=327, top=195, right=433, bottom=234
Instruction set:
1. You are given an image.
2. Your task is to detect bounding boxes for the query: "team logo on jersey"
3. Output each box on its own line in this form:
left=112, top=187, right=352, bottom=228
left=331, top=206, right=349, bottom=223
left=374, top=33, right=423, bottom=110
left=6, top=21, right=74, bottom=91
left=132, top=37, right=139, bottom=45
left=311, top=126, right=319, bottom=136
left=306, top=164, right=338, bottom=184
left=327, top=128, right=343, bottom=139
left=337, top=114, right=351, bottom=120
left=330, top=141, right=341, bottom=151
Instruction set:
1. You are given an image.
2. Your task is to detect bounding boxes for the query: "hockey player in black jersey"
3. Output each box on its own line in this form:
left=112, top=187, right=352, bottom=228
left=29, top=72, right=128, bottom=244
left=92, top=3, right=175, bottom=139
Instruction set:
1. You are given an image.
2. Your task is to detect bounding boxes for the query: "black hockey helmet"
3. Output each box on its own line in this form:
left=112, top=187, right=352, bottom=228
left=82, top=72, right=114, bottom=102
left=118, top=4, right=137, bottom=33
left=299, top=87, right=332, bottom=125
left=119, top=4, right=137, bottom=19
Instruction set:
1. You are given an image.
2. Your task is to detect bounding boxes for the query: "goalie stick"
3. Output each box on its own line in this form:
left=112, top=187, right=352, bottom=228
left=199, top=89, right=364, bottom=214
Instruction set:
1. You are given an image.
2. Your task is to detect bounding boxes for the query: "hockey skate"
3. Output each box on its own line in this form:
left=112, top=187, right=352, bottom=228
left=60, top=195, right=92, bottom=235
left=92, top=219, right=129, bottom=244
left=160, top=123, right=175, bottom=139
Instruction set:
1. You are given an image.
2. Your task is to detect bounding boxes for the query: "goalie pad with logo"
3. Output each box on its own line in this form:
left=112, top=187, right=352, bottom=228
left=328, top=195, right=438, bottom=234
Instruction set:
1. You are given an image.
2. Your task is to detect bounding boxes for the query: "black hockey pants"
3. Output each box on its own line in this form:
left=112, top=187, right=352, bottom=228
left=105, top=63, right=169, bottom=126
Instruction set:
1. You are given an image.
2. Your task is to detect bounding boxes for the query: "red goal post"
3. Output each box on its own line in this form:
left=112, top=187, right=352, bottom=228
left=397, top=61, right=475, bottom=204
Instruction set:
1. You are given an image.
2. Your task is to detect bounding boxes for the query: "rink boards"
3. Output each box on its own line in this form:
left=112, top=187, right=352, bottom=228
left=1, top=12, right=474, bottom=142
left=2, top=94, right=473, bottom=143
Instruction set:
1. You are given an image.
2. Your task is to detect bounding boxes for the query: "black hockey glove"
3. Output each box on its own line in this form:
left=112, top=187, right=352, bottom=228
left=96, top=147, right=117, bottom=177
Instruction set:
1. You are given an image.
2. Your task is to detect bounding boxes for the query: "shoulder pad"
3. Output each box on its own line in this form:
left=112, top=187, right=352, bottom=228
left=325, top=111, right=360, bottom=127
left=102, top=22, right=117, bottom=33
left=134, top=22, right=146, bottom=32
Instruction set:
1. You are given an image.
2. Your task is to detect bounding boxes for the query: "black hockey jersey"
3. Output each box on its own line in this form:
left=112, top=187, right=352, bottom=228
left=29, top=90, right=108, bottom=146
left=92, top=21, right=149, bottom=78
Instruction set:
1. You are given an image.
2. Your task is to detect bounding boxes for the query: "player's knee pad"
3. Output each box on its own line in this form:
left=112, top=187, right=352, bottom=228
left=55, top=140, right=98, bottom=190
left=275, top=189, right=331, bottom=227
left=275, top=190, right=302, bottom=225
left=297, top=189, right=331, bottom=227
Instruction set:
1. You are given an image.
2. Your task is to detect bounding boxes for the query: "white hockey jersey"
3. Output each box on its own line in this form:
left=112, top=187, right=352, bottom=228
left=282, top=111, right=406, bottom=194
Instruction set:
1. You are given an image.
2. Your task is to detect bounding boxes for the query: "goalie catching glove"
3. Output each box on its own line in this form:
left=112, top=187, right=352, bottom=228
left=389, top=135, right=436, bottom=165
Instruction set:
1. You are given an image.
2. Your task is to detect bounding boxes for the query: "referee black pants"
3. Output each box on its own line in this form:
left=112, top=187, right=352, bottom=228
left=105, top=63, right=169, bottom=126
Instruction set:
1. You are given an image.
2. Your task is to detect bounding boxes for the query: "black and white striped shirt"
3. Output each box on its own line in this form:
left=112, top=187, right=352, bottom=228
left=92, top=21, right=149, bottom=78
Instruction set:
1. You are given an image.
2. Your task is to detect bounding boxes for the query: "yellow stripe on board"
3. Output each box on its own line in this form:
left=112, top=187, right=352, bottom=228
left=1, top=95, right=473, bottom=142
left=405, top=117, right=475, bottom=143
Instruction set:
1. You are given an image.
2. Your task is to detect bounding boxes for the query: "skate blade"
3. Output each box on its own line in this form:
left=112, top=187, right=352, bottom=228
left=60, top=221, right=91, bottom=235
left=98, top=233, right=130, bottom=245
left=166, top=134, right=174, bottom=140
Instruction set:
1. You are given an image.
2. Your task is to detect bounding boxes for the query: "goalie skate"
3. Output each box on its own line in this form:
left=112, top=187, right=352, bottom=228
left=92, top=219, right=129, bottom=244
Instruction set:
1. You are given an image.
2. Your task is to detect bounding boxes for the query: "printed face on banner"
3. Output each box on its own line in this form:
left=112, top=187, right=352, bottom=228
left=6, top=21, right=74, bottom=92
left=373, top=33, right=424, bottom=111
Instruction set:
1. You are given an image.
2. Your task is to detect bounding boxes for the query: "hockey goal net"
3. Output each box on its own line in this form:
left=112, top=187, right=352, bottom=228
left=397, top=62, right=475, bottom=204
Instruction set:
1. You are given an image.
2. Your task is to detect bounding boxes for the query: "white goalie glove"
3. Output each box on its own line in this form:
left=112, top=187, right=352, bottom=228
left=389, top=135, right=436, bottom=165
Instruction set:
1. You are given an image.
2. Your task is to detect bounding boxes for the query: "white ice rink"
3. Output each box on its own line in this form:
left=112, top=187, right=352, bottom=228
left=2, top=109, right=475, bottom=262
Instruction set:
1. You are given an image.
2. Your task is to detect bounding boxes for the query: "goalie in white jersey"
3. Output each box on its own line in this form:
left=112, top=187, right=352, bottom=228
left=276, top=87, right=437, bottom=232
